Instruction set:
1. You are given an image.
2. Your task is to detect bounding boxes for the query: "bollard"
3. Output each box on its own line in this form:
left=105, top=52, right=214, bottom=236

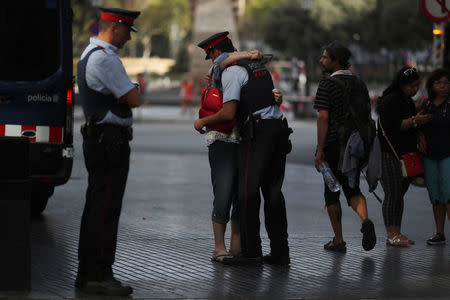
left=0, top=137, right=30, bottom=291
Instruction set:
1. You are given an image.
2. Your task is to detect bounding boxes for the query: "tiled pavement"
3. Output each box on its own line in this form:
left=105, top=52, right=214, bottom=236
left=1, top=117, right=449, bottom=299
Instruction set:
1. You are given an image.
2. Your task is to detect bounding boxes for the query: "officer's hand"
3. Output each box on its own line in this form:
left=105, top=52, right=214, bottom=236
left=315, top=149, right=324, bottom=172
left=194, top=119, right=205, bottom=133
left=247, top=50, right=263, bottom=60
left=273, top=89, right=282, bottom=105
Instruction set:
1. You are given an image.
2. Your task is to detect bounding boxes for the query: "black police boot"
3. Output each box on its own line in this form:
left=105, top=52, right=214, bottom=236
left=263, top=253, right=290, bottom=266
left=76, top=277, right=133, bottom=296
left=222, top=253, right=263, bottom=266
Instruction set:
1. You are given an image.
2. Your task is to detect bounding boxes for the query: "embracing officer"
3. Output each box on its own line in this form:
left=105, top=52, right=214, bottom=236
left=76, top=7, right=141, bottom=296
left=194, top=32, right=292, bottom=266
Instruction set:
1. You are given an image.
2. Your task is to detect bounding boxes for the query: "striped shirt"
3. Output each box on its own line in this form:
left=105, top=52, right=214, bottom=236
left=313, top=75, right=347, bottom=145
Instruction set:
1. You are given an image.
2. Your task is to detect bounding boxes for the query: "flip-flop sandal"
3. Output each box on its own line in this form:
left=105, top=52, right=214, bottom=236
left=386, top=235, right=410, bottom=247
left=211, top=254, right=234, bottom=263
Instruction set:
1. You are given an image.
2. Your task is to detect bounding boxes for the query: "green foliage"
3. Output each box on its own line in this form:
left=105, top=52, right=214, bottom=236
left=356, top=0, right=433, bottom=51
left=71, top=0, right=97, bottom=56
left=262, top=2, right=327, bottom=58
left=246, top=0, right=433, bottom=57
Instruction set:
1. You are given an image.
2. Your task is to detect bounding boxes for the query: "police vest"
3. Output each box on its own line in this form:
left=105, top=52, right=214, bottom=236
left=77, top=47, right=132, bottom=123
left=230, top=59, right=275, bottom=121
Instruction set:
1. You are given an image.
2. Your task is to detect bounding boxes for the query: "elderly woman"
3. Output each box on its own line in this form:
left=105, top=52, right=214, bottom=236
left=376, top=66, right=432, bottom=247
left=421, top=68, right=450, bottom=245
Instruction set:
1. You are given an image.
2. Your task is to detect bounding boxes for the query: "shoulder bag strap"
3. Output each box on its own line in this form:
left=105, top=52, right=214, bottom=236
left=378, top=118, right=401, bottom=162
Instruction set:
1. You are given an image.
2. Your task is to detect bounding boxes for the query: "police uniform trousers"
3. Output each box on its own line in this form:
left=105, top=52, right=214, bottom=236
left=238, top=118, right=291, bottom=258
left=78, top=125, right=130, bottom=281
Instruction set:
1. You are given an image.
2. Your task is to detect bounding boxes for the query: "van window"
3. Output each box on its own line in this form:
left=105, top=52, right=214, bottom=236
left=0, top=0, right=60, bottom=81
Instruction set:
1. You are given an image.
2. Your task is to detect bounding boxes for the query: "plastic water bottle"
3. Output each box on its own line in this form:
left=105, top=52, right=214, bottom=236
left=319, top=161, right=341, bottom=192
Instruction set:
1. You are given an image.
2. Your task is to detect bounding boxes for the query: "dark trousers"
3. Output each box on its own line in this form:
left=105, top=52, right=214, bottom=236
left=78, top=133, right=130, bottom=281
left=238, top=119, right=291, bottom=258
left=208, top=141, right=239, bottom=224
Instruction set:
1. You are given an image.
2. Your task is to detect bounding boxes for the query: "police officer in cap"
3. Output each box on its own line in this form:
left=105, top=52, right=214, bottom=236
left=76, top=7, right=141, bottom=296
left=195, top=32, right=292, bottom=266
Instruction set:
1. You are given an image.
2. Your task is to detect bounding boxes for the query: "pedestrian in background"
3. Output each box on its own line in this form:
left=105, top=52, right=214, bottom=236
left=314, top=41, right=376, bottom=253
left=180, top=78, right=194, bottom=115
left=421, top=68, right=450, bottom=245
left=76, top=7, right=141, bottom=296
left=195, top=32, right=291, bottom=266
left=377, top=66, right=431, bottom=247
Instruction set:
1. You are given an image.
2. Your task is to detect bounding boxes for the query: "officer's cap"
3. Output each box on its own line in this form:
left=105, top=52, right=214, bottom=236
left=197, top=31, right=229, bottom=60
left=100, top=7, right=141, bottom=32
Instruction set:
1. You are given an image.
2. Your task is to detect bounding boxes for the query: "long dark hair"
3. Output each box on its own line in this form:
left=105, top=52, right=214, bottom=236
left=377, top=66, right=420, bottom=113
left=381, top=66, right=420, bottom=97
left=425, top=68, right=450, bottom=100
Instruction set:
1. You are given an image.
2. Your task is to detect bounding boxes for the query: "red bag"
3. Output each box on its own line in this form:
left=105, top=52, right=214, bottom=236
left=198, top=86, right=235, bottom=133
left=399, top=152, right=424, bottom=178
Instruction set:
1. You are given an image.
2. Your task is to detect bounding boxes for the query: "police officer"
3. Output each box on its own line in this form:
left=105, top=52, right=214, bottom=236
left=76, top=7, right=141, bottom=296
left=194, top=32, right=292, bottom=266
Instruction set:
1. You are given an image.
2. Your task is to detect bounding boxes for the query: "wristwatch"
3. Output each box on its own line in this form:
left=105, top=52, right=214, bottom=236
left=412, top=116, right=418, bottom=128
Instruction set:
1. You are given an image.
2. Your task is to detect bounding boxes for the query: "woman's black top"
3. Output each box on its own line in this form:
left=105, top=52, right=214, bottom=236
left=422, top=98, right=450, bottom=160
left=377, top=90, right=417, bottom=156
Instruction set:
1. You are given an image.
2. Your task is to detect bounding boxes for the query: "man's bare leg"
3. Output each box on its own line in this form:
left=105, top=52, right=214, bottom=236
left=327, top=203, right=344, bottom=243
left=349, top=194, right=368, bottom=222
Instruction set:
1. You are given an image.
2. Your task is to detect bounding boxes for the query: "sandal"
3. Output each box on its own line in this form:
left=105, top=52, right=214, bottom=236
left=386, top=235, right=410, bottom=247
left=324, top=237, right=347, bottom=253
left=398, top=233, right=415, bottom=245
left=211, top=253, right=234, bottom=263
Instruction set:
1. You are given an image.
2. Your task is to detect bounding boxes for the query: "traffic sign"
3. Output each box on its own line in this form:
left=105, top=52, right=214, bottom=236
left=421, top=0, right=450, bottom=23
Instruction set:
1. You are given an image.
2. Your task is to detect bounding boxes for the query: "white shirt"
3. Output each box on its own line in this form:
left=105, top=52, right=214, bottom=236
left=80, top=38, right=134, bottom=126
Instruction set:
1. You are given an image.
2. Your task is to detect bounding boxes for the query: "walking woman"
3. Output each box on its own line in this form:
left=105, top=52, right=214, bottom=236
left=421, top=68, right=450, bottom=245
left=377, top=66, right=432, bottom=247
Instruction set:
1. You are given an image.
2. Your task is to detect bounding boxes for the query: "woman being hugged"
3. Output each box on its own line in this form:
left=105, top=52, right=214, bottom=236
left=377, top=67, right=432, bottom=247
left=421, top=68, right=450, bottom=245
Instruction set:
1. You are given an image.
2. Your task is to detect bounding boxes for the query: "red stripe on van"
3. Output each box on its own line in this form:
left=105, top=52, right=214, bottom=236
left=49, top=127, right=63, bottom=143
left=0, top=125, right=4, bottom=136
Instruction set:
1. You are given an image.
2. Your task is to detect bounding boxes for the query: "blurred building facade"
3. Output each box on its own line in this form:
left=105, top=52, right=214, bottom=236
left=188, top=0, right=246, bottom=95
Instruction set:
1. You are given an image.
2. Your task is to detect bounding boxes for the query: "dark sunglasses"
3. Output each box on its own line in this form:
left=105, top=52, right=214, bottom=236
left=403, top=67, right=418, bottom=76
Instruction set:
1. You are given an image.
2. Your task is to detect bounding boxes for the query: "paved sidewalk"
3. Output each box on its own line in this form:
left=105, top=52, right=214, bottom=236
left=1, top=110, right=448, bottom=300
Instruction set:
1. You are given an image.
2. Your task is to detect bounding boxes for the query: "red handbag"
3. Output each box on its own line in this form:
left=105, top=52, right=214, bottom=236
left=198, top=86, right=235, bottom=133
left=379, top=120, right=424, bottom=178
left=399, top=152, right=424, bottom=177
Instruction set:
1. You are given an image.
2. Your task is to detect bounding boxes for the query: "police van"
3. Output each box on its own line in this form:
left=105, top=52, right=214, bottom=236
left=0, top=0, right=74, bottom=215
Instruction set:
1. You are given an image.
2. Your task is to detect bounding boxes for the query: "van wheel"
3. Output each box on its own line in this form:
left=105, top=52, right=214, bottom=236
left=31, top=184, right=54, bottom=216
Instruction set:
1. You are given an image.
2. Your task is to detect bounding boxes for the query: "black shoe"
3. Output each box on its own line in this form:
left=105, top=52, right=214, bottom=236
left=427, top=233, right=446, bottom=245
left=263, top=254, right=290, bottom=266
left=324, top=238, right=347, bottom=253
left=76, top=277, right=133, bottom=296
left=361, top=218, right=376, bottom=251
left=222, top=254, right=263, bottom=266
